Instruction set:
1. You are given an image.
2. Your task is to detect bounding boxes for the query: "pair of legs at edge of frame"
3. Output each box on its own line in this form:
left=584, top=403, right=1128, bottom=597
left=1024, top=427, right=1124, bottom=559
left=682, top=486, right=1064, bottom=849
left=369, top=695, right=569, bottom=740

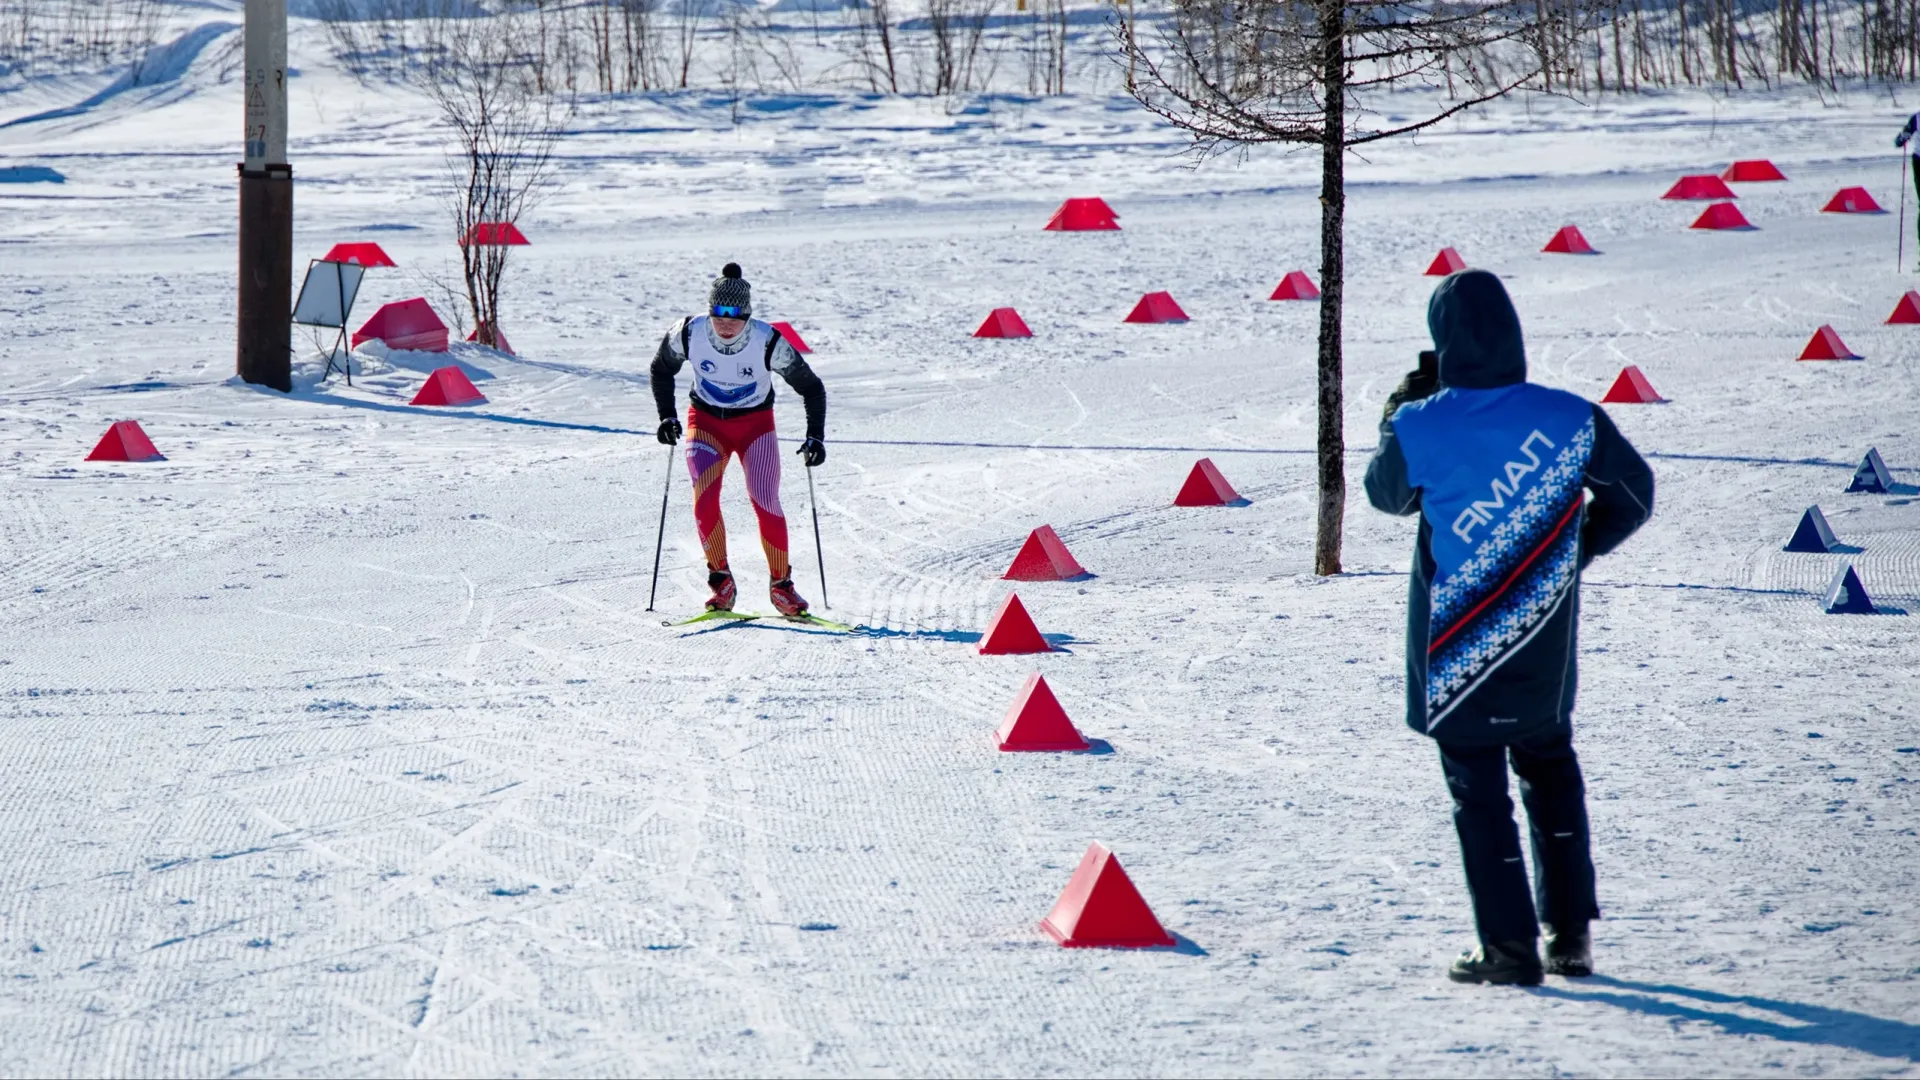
left=684, top=406, right=809, bottom=616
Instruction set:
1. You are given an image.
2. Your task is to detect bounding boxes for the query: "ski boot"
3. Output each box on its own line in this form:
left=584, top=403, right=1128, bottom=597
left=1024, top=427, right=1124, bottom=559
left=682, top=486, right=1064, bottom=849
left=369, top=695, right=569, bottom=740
left=1447, top=939, right=1544, bottom=986
left=769, top=577, right=809, bottom=617
left=1544, top=924, right=1593, bottom=978
left=705, top=568, right=737, bottom=612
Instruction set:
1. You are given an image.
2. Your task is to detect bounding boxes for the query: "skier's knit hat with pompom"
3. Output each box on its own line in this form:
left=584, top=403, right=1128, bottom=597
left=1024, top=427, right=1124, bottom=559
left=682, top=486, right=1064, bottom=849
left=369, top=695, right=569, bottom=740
left=709, top=262, right=751, bottom=316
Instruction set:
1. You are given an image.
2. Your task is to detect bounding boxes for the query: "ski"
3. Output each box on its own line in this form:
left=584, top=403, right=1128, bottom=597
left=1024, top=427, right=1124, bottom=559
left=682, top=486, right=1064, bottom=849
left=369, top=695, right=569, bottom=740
left=663, top=610, right=856, bottom=633
left=663, top=610, right=759, bottom=627
left=781, top=612, right=855, bottom=632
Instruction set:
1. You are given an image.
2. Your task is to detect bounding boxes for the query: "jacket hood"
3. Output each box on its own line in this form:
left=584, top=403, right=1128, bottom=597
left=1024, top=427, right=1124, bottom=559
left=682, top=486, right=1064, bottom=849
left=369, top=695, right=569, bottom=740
left=1427, top=269, right=1526, bottom=389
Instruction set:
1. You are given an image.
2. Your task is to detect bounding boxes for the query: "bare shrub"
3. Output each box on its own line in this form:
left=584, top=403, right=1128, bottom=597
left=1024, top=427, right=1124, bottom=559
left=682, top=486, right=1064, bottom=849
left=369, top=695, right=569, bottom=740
left=419, top=15, right=566, bottom=348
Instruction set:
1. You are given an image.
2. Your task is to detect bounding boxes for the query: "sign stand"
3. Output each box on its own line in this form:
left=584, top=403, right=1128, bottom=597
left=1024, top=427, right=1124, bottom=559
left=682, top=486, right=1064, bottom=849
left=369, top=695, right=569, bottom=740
left=291, top=257, right=365, bottom=384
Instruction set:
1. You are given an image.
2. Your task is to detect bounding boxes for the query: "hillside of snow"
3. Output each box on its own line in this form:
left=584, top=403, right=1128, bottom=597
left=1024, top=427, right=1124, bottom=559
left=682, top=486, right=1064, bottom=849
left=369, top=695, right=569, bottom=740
left=1, top=10, right=1918, bottom=1078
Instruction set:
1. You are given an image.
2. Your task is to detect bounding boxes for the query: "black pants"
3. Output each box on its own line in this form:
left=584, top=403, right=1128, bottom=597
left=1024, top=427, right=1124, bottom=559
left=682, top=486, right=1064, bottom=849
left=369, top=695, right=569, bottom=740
left=1438, top=728, right=1599, bottom=945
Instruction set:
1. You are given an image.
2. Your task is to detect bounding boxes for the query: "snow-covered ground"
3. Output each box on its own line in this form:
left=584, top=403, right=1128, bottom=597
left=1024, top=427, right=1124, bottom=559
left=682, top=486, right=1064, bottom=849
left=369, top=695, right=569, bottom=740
left=2, top=12, right=1919, bottom=1079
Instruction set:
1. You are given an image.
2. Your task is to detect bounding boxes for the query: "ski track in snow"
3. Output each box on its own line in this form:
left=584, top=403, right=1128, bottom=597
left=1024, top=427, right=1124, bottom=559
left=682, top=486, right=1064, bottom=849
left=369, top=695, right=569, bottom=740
left=1, top=15, right=1918, bottom=1080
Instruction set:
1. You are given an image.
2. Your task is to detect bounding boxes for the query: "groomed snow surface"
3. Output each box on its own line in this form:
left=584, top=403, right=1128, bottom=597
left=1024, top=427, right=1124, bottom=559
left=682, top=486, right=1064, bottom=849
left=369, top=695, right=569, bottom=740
left=3, top=17, right=1919, bottom=1079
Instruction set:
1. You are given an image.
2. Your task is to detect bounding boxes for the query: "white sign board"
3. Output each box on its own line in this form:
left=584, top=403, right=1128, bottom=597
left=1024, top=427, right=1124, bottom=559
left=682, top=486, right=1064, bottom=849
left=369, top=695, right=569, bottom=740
left=292, top=259, right=365, bottom=328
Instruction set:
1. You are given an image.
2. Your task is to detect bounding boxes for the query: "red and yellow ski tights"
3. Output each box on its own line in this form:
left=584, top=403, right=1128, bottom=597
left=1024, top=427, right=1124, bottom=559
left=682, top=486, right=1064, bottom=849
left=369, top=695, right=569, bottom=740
left=684, top=406, right=789, bottom=580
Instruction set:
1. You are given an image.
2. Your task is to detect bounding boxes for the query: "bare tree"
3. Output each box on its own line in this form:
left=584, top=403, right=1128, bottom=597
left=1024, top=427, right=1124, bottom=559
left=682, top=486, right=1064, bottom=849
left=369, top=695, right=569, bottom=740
left=866, top=0, right=902, bottom=90
left=420, top=16, right=566, bottom=350
left=1121, top=0, right=1582, bottom=575
left=672, top=0, right=715, bottom=87
left=925, top=0, right=995, bottom=92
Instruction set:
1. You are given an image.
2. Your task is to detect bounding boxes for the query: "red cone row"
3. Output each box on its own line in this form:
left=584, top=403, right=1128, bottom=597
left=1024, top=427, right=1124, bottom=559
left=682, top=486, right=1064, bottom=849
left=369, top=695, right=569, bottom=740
left=410, top=366, right=486, bottom=407
left=1041, top=842, right=1175, bottom=948
left=997, top=672, right=1090, bottom=751
left=1543, top=225, right=1596, bottom=254
left=85, top=420, right=164, bottom=462
left=1691, top=202, right=1753, bottom=230
left=1174, top=458, right=1243, bottom=506
left=1799, top=324, right=1860, bottom=361
left=1822, top=187, right=1882, bottom=214
left=1601, top=365, right=1665, bottom=404
left=1005, top=525, right=1085, bottom=581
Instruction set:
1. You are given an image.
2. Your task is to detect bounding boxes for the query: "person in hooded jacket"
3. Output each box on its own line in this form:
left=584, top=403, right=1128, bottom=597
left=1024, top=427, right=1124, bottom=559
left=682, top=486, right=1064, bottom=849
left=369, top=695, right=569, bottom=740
left=1365, top=270, right=1655, bottom=986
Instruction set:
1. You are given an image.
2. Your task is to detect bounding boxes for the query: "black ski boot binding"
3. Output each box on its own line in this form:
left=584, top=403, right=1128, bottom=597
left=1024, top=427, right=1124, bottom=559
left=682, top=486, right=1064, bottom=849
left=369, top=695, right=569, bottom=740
left=1448, top=939, right=1544, bottom=986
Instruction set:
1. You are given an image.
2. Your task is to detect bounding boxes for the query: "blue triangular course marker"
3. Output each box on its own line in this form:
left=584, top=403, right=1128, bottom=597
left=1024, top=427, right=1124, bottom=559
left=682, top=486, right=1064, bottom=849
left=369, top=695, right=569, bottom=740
left=1822, top=564, right=1875, bottom=614
left=1784, top=505, right=1840, bottom=552
left=1846, top=448, right=1894, bottom=494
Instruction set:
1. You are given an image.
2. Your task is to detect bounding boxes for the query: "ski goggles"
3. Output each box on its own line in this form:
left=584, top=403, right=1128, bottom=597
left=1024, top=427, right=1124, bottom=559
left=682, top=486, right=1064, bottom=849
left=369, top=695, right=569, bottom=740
left=710, top=304, right=748, bottom=319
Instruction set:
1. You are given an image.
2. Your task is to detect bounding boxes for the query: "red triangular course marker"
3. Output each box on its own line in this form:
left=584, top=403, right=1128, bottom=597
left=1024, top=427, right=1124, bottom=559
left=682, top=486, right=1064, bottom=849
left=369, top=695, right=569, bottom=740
left=1424, top=247, right=1467, bottom=275
left=1887, top=291, right=1920, bottom=325
left=410, top=366, right=487, bottom=406
left=1600, top=365, right=1665, bottom=404
left=1043, top=197, right=1120, bottom=231
left=769, top=321, right=812, bottom=353
left=466, top=323, right=514, bottom=355
left=1041, top=842, right=1175, bottom=948
left=1269, top=270, right=1320, bottom=300
left=1722, top=159, right=1787, bottom=182
left=353, top=297, right=450, bottom=352
left=1174, top=458, right=1243, bottom=506
left=1822, top=187, right=1883, bottom=214
left=461, top=221, right=530, bottom=246
left=322, top=242, right=397, bottom=268
left=1798, top=324, right=1859, bottom=361
left=1004, top=525, right=1086, bottom=581
left=1543, top=225, right=1596, bottom=254
left=1124, top=291, right=1188, bottom=324
left=85, top=420, right=164, bottom=462
left=1690, top=202, right=1753, bottom=230
left=979, top=593, right=1053, bottom=655
left=1663, top=174, right=1738, bottom=200
left=974, top=307, right=1034, bottom=338
left=996, top=673, right=1091, bottom=752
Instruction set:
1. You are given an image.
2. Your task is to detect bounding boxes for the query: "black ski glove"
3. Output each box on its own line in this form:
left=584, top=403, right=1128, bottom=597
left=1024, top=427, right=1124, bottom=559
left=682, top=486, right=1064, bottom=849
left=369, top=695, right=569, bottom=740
left=1382, top=350, right=1440, bottom=426
left=797, top=437, right=826, bottom=468
left=657, top=417, right=682, bottom=445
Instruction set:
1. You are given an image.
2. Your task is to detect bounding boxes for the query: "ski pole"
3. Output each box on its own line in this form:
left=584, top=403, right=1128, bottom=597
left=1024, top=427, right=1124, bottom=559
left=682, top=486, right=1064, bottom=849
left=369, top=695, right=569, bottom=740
left=1901, top=153, right=1909, bottom=273
left=806, top=462, right=829, bottom=610
left=645, top=443, right=675, bottom=612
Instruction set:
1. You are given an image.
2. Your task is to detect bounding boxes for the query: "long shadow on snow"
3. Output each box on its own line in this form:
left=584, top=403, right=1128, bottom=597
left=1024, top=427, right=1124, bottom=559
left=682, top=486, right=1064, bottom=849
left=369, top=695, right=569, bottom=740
left=302, top=390, right=647, bottom=436
left=1590, top=582, right=1910, bottom=611
left=1532, top=976, right=1920, bottom=1062
left=835, top=438, right=1327, bottom=456
left=677, top=620, right=1082, bottom=650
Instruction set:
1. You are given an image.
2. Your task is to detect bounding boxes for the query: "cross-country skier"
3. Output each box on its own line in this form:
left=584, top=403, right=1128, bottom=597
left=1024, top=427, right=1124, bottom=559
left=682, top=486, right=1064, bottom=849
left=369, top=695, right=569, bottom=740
left=651, top=263, right=827, bottom=615
left=1364, top=270, right=1655, bottom=986
left=1896, top=111, right=1920, bottom=255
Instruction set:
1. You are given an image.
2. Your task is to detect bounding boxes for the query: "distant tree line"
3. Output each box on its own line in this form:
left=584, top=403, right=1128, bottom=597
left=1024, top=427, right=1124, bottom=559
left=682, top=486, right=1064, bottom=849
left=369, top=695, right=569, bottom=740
left=0, top=0, right=166, bottom=76
left=5, top=0, right=1917, bottom=95
left=302, top=0, right=1920, bottom=97
left=306, top=0, right=1084, bottom=97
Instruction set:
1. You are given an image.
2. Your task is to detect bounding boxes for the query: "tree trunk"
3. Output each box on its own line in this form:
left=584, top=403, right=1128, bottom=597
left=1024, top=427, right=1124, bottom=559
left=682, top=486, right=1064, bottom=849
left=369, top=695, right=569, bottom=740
left=1314, top=0, right=1346, bottom=577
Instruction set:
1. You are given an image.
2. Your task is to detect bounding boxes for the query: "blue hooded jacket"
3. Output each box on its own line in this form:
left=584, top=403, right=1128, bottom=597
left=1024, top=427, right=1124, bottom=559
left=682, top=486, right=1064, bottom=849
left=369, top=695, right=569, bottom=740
left=1364, top=271, right=1655, bottom=745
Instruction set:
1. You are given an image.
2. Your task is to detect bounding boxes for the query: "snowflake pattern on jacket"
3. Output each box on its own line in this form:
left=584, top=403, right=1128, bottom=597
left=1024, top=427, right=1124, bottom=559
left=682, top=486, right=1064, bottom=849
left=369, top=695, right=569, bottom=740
left=1426, top=418, right=1594, bottom=725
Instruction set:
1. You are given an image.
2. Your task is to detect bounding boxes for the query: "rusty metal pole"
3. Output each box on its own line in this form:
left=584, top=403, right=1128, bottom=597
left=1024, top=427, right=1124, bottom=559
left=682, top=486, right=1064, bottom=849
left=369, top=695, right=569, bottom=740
left=237, top=0, right=292, bottom=392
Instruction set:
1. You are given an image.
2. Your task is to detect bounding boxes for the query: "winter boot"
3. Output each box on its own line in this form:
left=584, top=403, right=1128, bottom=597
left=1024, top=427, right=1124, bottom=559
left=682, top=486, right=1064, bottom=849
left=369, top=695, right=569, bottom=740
left=705, top=568, right=737, bottom=612
left=1544, top=924, right=1593, bottom=978
left=1447, top=939, right=1544, bottom=986
left=768, top=577, right=809, bottom=616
